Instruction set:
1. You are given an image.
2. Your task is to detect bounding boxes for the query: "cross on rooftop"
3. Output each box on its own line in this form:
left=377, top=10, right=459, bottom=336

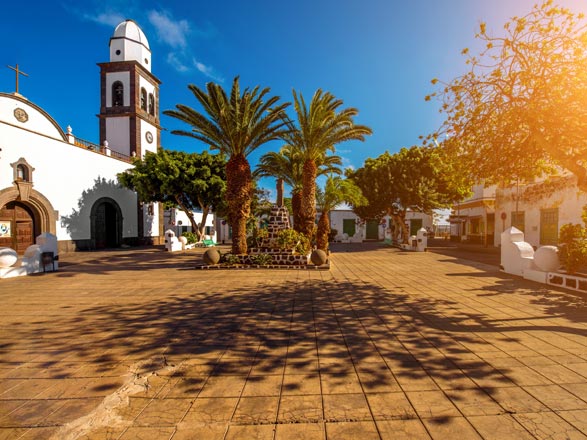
left=6, top=64, right=29, bottom=94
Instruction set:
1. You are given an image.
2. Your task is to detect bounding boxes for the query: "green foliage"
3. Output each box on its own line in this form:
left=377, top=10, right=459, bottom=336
left=222, top=253, right=241, bottom=265
left=559, top=222, right=587, bottom=275
left=164, top=76, right=290, bottom=255
left=430, top=2, right=587, bottom=191
left=182, top=232, right=199, bottom=244
left=118, top=149, right=226, bottom=238
left=280, top=89, right=372, bottom=238
left=348, top=146, right=470, bottom=243
left=276, top=229, right=311, bottom=255
left=250, top=254, right=273, bottom=265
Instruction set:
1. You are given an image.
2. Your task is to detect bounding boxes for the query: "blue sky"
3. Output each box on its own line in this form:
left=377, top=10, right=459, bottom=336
left=3, top=0, right=587, bottom=193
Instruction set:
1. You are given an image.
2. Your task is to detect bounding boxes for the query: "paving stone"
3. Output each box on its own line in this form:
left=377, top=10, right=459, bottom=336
left=275, top=422, right=325, bottom=439
left=232, top=396, right=279, bottom=424
left=325, top=420, right=380, bottom=439
left=277, top=394, right=323, bottom=423
left=422, top=416, right=482, bottom=439
left=365, top=392, right=417, bottom=420
left=1, top=244, right=586, bottom=438
left=323, top=393, right=372, bottom=422
left=513, top=412, right=587, bottom=440
left=467, top=414, right=535, bottom=439
left=225, top=424, right=276, bottom=439
left=376, top=419, right=431, bottom=439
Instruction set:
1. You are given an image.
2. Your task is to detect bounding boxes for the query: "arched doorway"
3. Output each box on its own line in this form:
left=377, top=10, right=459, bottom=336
left=91, top=198, right=123, bottom=249
left=0, top=201, right=38, bottom=254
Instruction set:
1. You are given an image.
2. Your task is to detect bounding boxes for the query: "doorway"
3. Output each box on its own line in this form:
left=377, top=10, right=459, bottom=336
left=0, top=202, right=37, bottom=254
left=91, top=198, right=122, bottom=249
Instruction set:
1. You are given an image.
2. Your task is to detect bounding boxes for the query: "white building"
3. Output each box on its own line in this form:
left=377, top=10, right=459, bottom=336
left=0, top=20, right=162, bottom=254
left=329, top=210, right=432, bottom=242
left=449, top=184, right=496, bottom=245
left=451, top=175, right=586, bottom=248
left=494, top=174, right=586, bottom=248
left=163, top=208, right=217, bottom=243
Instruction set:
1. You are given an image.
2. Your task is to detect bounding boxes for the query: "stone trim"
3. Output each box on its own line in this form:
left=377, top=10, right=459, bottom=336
left=0, top=186, right=57, bottom=235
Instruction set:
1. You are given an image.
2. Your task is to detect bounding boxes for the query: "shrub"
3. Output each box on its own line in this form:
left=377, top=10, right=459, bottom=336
left=276, top=229, right=311, bottom=255
left=250, top=253, right=273, bottom=265
left=559, top=223, right=587, bottom=275
left=182, top=231, right=198, bottom=244
left=222, top=253, right=241, bottom=265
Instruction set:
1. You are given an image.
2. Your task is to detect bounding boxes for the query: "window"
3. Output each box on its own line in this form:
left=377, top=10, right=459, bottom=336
left=343, top=219, right=356, bottom=237
left=16, top=165, right=28, bottom=181
left=112, top=81, right=124, bottom=107
left=540, top=208, right=559, bottom=245
left=140, top=88, right=147, bottom=111
left=148, top=93, right=155, bottom=115
left=511, top=211, right=525, bottom=232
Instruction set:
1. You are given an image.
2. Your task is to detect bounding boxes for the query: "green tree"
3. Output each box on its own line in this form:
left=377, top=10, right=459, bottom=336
left=429, top=1, right=587, bottom=190
left=164, top=77, right=289, bottom=254
left=349, top=146, right=469, bottom=243
left=255, top=145, right=342, bottom=232
left=315, top=176, right=366, bottom=251
left=281, top=90, right=372, bottom=239
left=118, top=149, right=226, bottom=240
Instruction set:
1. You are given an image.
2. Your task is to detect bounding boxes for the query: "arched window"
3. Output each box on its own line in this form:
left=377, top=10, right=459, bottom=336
left=148, top=93, right=155, bottom=116
left=112, top=81, right=124, bottom=107
left=140, top=88, right=147, bottom=111
left=16, top=165, right=28, bottom=181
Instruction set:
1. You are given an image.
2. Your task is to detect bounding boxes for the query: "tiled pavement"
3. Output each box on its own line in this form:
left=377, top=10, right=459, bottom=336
left=0, top=243, right=586, bottom=439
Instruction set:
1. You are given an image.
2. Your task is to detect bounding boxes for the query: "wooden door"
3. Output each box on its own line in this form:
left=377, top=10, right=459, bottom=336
left=366, top=220, right=379, bottom=240
left=0, top=202, right=35, bottom=254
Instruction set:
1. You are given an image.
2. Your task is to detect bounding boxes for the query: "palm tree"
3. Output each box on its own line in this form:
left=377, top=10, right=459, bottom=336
left=316, top=176, right=366, bottom=251
left=282, top=90, right=372, bottom=239
left=164, top=77, right=289, bottom=254
left=255, top=145, right=342, bottom=232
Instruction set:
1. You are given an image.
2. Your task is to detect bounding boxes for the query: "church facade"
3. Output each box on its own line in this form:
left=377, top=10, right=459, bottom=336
left=0, top=20, right=162, bottom=254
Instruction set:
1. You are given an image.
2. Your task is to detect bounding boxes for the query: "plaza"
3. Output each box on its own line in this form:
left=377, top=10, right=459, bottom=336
left=1, top=243, right=586, bottom=439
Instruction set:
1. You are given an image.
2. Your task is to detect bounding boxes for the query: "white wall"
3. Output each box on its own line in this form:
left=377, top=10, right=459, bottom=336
left=0, top=94, right=65, bottom=141
left=105, top=117, right=130, bottom=156
left=1, top=117, right=138, bottom=241
left=140, top=120, right=158, bottom=156
left=494, top=176, right=586, bottom=247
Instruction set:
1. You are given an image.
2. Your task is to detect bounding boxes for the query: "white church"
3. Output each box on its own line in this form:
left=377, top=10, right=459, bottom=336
left=0, top=20, right=163, bottom=255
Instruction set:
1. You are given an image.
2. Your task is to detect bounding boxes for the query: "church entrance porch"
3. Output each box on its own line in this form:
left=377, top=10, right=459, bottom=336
left=0, top=201, right=37, bottom=254
left=91, top=198, right=122, bottom=249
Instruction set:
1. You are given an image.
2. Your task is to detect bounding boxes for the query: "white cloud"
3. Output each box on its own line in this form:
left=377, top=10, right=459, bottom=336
left=193, top=59, right=224, bottom=82
left=167, top=53, right=189, bottom=73
left=82, top=10, right=125, bottom=27
left=148, top=10, right=189, bottom=49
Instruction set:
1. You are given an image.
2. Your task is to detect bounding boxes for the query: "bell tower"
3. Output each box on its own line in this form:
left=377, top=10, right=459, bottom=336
left=98, top=19, right=161, bottom=159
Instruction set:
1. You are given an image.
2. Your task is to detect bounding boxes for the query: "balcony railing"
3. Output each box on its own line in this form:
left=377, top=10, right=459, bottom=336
left=73, top=137, right=132, bottom=163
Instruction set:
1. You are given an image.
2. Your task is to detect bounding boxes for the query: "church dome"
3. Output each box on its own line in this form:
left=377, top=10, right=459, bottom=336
left=112, top=20, right=150, bottom=50
left=109, top=19, right=152, bottom=71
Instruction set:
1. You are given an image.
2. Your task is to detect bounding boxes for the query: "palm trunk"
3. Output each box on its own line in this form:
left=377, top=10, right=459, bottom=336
left=301, top=159, right=317, bottom=240
left=316, top=211, right=330, bottom=251
left=292, top=189, right=302, bottom=232
left=226, top=154, right=252, bottom=254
